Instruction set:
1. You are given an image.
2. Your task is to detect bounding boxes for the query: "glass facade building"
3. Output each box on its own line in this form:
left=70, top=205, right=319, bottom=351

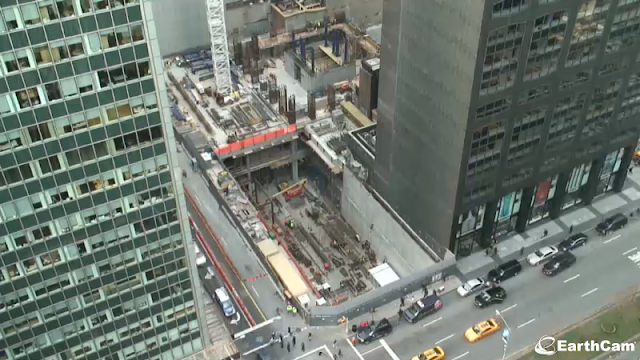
left=375, top=0, right=640, bottom=256
left=0, top=0, right=204, bottom=359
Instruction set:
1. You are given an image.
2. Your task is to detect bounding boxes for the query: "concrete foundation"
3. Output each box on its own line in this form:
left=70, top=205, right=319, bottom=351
left=340, top=167, right=438, bottom=277
left=284, top=50, right=356, bottom=92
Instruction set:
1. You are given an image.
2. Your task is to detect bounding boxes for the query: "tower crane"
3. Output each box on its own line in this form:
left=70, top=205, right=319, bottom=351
left=206, top=0, right=232, bottom=96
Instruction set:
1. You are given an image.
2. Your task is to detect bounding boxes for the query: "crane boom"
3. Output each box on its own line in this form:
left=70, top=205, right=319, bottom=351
left=206, top=0, right=232, bottom=96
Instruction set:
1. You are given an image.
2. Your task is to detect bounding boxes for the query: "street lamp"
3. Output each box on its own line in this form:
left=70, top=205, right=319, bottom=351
left=495, top=309, right=512, bottom=360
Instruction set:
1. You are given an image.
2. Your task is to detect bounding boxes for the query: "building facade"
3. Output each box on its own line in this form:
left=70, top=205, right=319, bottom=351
left=374, top=0, right=640, bottom=256
left=0, top=1, right=205, bottom=359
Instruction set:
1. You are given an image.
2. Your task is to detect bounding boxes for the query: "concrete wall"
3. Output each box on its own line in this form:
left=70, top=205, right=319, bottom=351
left=284, top=51, right=356, bottom=92
left=150, top=0, right=269, bottom=57
left=341, top=167, right=437, bottom=277
left=326, top=0, right=383, bottom=28
left=151, top=0, right=209, bottom=56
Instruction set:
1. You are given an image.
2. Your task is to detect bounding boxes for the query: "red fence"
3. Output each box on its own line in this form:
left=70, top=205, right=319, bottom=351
left=214, top=124, right=298, bottom=155
left=185, top=190, right=257, bottom=326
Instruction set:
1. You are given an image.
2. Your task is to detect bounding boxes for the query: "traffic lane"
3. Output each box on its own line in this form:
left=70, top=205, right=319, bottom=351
left=183, top=167, right=280, bottom=320
left=188, top=200, right=265, bottom=324
left=196, top=264, right=251, bottom=332
left=376, top=228, right=640, bottom=359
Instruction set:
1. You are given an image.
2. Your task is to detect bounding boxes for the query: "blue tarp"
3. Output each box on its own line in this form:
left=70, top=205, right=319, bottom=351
left=172, top=107, right=185, bottom=121
left=184, top=52, right=200, bottom=59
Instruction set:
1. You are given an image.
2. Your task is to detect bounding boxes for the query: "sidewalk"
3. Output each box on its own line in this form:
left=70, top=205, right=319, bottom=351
left=345, top=275, right=462, bottom=331
left=457, top=172, right=640, bottom=279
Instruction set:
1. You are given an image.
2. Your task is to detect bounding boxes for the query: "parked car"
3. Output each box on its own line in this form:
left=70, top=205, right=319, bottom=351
left=356, top=318, right=393, bottom=344
left=527, top=245, right=559, bottom=266
left=596, top=213, right=628, bottom=235
left=487, top=259, right=522, bottom=283
left=474, top=287, right=507, bottom=308
left=457, top=278, right=486, bottom=297
left=558, top=233, right=588, bottom=252
left=403, top=294, right=443, bottom=324
left=194, top=244, right=207, bottom=266
left=542, top=252, right=577, bottom=276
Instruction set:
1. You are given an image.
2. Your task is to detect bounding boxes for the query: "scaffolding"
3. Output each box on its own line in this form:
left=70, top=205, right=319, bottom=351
left=206, top=0, right=232, bottom=96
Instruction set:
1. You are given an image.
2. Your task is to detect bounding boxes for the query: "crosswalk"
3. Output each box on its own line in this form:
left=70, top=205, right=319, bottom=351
left=627, top=250, right=640, bottom=267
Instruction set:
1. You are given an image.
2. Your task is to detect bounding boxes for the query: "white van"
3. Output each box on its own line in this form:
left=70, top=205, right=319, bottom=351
left=194, top=244, right=206, bottom=266
left=214, top=287, right=236, bottom=317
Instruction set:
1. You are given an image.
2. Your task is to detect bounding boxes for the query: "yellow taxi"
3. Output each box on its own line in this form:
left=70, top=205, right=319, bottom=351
left=464, top=318, right=502, bottom=343
left=411, top=346, right=445, bottom=360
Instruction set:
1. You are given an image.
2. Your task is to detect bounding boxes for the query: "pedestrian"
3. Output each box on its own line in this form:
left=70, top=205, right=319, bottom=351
left=338, top=349, right=343, bottom=358
left=271, top=332, right=276, bottom=342
left=629, top=167, right=633, bottom=174
left=301, top=342, right=305, bottom=352
left=279, top=334, right=284, bottom=344
left=423, top=286, right=428, bottom=297
left=280, top=340, right=284, bottom=349
left=543, top=229, right=548, bottom=237
left=398, top=307, right=403, bottom=320
left=287, top=343, right=291, bottom=353
left=493, top=247, right=498, bottom=256
left=400, top=296, right=405, bottom=307
left=319, top=351, right=323, bottom=357
left=569, top=224, right=574, bottom=234
left=485, top=248, right=490, bottom=256
left=519, top=246, right=524, bottom=256
left=308, top=332, right=312, bottom=342
left=333, top=339, right=337, bottom=348
left=288, top=327, right=292, bottom=336
left=292, top=336, right=296, bottom=346
left=333, top=354, right=338, bottom=360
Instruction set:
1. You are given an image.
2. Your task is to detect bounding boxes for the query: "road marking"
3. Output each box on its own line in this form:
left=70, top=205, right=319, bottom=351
left=292, top=346, right=333, bottom=360
left=434, top=334, right=454, bottom=345
left=361, top=345, right=383, bottom=356
left=219, top=237, right=228, bottom=246
left=346, top=339, right=364, bottom=360
left=422, top=317, right=443, bottom=328
left=251, top=285, right=260, bottom=298
left=623, top=247, right=638, bottom=256
left=517, top=318, right=536, bottom=329
left=380, top=340, right=400, bottom=360
left=501, top=304, right=518, bottom=313
left=451, top=351, right=470, bottom=360
left=564, top=274, right=581, bottom=283
left=581, top=288, right=598, bottom=298
left=604, top=235, right=621, bottom=244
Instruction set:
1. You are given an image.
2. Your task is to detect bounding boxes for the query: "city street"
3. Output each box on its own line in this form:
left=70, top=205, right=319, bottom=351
left=340, top=220, right=640, bottom=360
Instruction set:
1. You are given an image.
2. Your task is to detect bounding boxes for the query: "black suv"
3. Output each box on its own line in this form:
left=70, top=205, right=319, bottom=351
left=558, top=233, right=588, bottom=251
left=487, top=259, right=522, bottom=283
left=542, top=252, right=576, bottom=276
left=596, top=213, right=628, bottom=235
left=474, top=287, right=507, bottom=308
left=356, top=318, right=392, bottom=344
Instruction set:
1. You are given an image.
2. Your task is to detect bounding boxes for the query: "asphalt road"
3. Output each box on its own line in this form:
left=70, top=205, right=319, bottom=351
left=346, top=221, right=640, bottom=360
left=177, top=147, right=285, bottom=326
left=187, top=198, right=267, bottom=326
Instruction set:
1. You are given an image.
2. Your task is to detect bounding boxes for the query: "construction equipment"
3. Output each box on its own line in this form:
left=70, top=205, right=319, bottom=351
left=217, top=171, right=234, bottom=190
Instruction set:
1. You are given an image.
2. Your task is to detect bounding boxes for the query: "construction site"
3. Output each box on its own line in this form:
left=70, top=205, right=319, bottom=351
left=168, top=0, right=446, bottom=333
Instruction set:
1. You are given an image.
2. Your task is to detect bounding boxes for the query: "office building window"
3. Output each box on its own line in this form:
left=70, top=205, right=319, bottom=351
left=559, top=70, right=591, bottom=90
left=467, top=122, right=504, bottom=178
left=546, top=92, right=586, bottom=150
left=476, top=97, right=512, bottom=120
left=524, top=10, right=568, bottom=81
left=519, top=84, right=551, bottom=105
left=567, top=0, right=609, bottom=67
left=480, top=23, right=525, bottom=94
left=606, top=6, right=640, bottom=54
left=507, top=107, right=546, bottom=166
left=492, top=0, right=528, bottom=18
left=0, top=130, right=24, bottom=153
left=582, top=79, right=621, bottom=136
left=620, top=72, right=640, bottom=119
